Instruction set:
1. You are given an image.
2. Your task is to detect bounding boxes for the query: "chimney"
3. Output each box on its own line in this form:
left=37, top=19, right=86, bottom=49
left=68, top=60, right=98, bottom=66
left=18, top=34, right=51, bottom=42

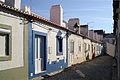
left=50, top=5, right=63, bottom=26
left=80, top=25, right=89, bottom=36
left=67, top=18, right=80, bottom=33
left=5, top=0, right=21, bottom=9
left=89, top=30, right=95, bottom=39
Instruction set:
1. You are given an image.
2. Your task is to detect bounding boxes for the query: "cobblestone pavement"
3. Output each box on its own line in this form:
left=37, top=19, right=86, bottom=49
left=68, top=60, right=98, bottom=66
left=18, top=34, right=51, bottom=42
left=44, top=55, right=114, bottom=80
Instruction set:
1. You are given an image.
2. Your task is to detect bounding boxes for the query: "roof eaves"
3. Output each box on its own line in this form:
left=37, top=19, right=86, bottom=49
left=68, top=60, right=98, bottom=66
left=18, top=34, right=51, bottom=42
left=0, top=3, right=102, bottom=44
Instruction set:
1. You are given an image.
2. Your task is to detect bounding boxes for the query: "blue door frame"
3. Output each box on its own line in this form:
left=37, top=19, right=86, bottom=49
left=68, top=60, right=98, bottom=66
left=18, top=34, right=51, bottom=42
left=28, top=27, right=48, bottom=79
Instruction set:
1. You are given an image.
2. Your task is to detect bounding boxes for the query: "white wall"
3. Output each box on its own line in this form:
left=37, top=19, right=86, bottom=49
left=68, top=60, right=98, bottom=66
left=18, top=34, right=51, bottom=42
left=68, top=34, right=85, bottom=66
left=0, top=12, right=24, bottom=71
left=106, top=42, right=115, bottom=57
left=83, top=39, right=91, bottom=60
left=32, top=22, right=67, bottom=65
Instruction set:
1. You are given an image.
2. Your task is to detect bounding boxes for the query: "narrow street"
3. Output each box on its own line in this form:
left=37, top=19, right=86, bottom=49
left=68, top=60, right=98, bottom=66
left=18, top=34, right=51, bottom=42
left=44, top=55, right=114, bottom=80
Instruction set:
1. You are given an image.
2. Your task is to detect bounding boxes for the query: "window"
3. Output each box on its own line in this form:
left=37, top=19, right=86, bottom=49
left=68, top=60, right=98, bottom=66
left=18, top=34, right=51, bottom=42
left=98, top=46, right=100, bottom=52
left=79, top=44, right=81, bottom=52
left=57, top=36, right=63, bottom=55
left=84, top=43, right=87, bottom=52
left=88, top=44, right=90, bottom=51
left=0, top=24, right=12, bottom=61
left=70, top=40, right=74, bottom=54
left=0, top=34, right=9, bottom=56
left=78, top=42, right=81, bottom=52
left=92, top=44, right=93, bottom=53
left=97, top=45, right=99, bottom=51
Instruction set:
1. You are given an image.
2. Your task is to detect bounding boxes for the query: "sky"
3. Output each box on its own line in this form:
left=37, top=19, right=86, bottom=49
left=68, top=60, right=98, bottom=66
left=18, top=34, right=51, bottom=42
left=21, top=0, right=113, bottom=33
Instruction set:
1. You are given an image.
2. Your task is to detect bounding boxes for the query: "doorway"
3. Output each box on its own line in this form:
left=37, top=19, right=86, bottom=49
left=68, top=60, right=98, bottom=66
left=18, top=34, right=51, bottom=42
left=33, top=31, right=46, bottom=74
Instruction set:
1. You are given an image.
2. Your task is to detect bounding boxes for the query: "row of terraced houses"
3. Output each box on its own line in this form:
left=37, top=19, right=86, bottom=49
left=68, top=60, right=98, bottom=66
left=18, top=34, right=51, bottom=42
left=0, top=0, right=104, bottom=80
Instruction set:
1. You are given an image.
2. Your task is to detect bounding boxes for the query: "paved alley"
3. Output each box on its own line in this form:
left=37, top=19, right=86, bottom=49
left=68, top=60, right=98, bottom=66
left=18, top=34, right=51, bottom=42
left=44, top=55, right=114, bottom=80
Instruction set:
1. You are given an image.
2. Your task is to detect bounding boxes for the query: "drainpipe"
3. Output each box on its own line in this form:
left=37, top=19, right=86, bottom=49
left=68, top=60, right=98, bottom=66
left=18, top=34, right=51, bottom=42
left=66, top=31, right=68, bottom=67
